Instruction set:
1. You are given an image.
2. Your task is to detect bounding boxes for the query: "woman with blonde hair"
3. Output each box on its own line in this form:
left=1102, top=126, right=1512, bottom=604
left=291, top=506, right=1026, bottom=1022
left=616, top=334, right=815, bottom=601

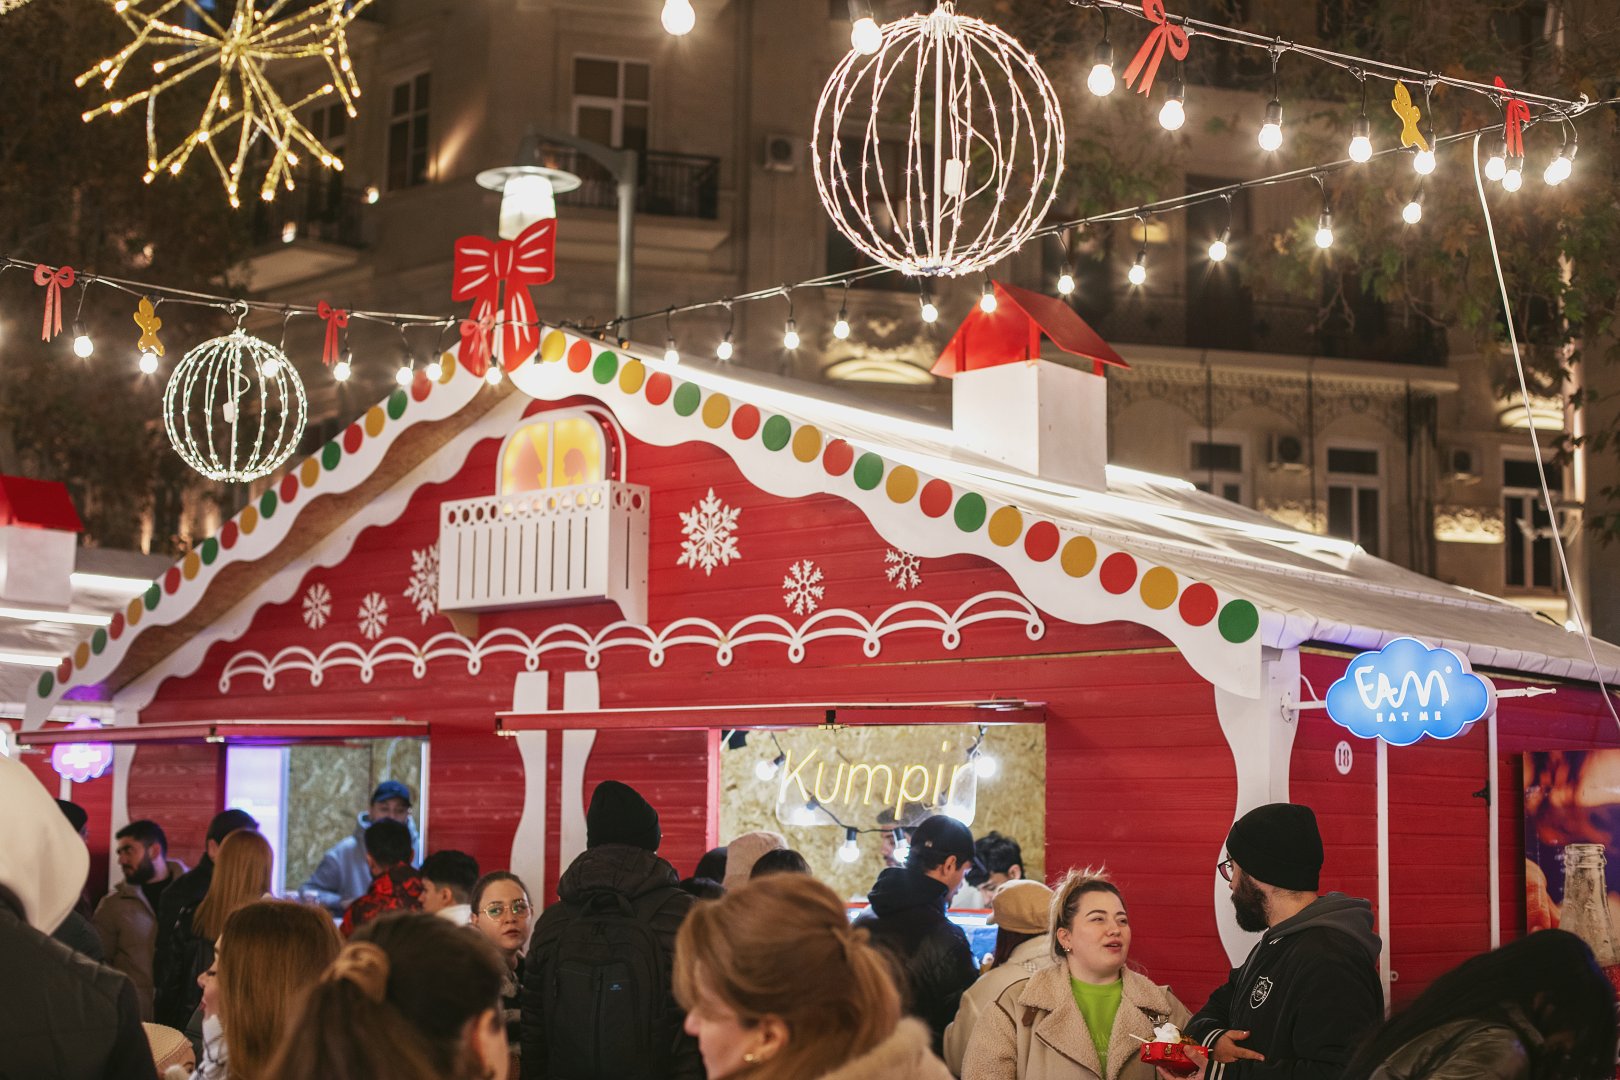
left=195, top=900, right=341, bottom=1080
left=159, top=829, right=276, bottom=1032
left=961, top=868, right=1192, bottom=1080
left=674, top=873, right=952, bottom=1079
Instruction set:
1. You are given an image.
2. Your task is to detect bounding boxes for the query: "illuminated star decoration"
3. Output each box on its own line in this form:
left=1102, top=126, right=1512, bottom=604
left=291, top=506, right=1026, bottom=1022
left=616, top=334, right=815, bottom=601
left=75, top=0, right=373, bottom=207
left=0, top=0, right=37, bottom=13
left=1390, top=82, right=1429, bottom=151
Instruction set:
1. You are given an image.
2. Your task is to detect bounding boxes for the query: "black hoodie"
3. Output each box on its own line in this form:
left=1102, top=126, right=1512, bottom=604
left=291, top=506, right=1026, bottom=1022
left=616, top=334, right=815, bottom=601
left=854, top=866, right=979, bottom=1056
left=1186, top=892, right=1384, bottom=1080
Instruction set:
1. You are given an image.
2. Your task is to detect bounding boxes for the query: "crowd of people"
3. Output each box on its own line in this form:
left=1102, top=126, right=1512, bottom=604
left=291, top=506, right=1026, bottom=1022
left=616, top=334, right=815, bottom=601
left=5, top=749, right=1618, bottom=1080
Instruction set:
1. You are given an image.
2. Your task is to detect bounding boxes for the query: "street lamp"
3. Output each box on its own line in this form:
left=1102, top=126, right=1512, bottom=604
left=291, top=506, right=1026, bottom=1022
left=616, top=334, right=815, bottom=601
left=477, top=129, right=641, bottom=322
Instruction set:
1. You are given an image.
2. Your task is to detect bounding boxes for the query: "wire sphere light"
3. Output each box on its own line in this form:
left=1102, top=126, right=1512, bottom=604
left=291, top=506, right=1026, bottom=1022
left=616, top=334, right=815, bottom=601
left=164, top=329, right=307, bottom=482
left=812, top=2, right=1065, bottom=278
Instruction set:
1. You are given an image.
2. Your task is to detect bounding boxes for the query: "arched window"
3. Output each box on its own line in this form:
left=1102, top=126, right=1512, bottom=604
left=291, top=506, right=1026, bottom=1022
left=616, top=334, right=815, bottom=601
left=498, top=410, right=620, bottom=494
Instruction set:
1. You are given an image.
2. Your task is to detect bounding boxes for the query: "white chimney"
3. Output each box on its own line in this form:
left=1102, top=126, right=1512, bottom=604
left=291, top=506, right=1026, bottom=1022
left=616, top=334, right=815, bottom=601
left=950, top=358, right=1109, bottom=490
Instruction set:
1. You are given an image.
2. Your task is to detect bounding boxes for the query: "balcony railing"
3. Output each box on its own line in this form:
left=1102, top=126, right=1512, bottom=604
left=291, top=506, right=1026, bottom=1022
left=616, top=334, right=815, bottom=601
left=250, top=184, right=368, bottom=250
left=540, top=145, right=721, bottom=220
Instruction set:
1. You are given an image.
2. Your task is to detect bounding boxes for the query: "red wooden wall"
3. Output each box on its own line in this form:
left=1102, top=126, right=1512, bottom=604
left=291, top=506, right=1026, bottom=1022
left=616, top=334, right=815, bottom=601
left=25, top=752, right=114, bottom=904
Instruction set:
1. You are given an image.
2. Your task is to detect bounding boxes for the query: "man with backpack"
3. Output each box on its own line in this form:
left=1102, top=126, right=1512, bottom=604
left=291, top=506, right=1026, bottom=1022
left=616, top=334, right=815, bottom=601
left=521, top=780, right=701, bottom=1080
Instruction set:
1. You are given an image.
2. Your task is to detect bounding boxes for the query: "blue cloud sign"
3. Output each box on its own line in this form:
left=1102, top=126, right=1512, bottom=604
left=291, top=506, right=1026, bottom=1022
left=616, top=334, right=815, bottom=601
left=1325, top=638, right=1496, bottom=746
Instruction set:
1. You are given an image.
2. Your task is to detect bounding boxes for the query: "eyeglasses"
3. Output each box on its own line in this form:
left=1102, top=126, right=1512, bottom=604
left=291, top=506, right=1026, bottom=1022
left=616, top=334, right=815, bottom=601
left=481, top=901, right=531, bottom=919
left=1217, top=859, right=1234, bottom=882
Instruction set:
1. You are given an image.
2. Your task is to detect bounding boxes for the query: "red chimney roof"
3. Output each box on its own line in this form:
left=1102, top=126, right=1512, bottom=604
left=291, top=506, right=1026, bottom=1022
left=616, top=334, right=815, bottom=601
left=930, top=280, right=1128, bottom=378
left=0, top=476, right=83, bottom=532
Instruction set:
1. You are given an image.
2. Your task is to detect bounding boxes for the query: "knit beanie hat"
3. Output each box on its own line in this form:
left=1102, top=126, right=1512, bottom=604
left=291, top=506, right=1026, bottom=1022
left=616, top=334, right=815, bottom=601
left=721, top=831, right=788, bottom=891
left=586, top=781, right=661, bottom=851
left=1225, top=803, right=1323, bottom=891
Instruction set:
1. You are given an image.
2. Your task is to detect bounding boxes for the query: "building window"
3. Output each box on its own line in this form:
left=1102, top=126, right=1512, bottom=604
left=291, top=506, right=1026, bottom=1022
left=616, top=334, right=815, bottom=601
left=1325, top=446, right=1382, bottom=556
left=387, top=72, right=431, bottom=190
left=1190, top=438, right=1246, bottom=504
left=499, top=414, right=614, bottom=494
left=1503, top=457, right=1564, bottom=592
left=573, top=57, right=650, bottom=153
left=303, top=101, right=347, bottom=212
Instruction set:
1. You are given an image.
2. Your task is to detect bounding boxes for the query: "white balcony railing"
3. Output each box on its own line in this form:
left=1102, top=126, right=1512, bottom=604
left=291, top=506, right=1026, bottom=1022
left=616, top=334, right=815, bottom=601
left=437, top=481, right=649, bottom=624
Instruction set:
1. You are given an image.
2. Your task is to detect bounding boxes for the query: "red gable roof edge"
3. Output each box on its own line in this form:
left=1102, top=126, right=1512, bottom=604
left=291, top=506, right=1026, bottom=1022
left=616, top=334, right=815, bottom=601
left=0, top=475, right=84, bottom=532
left=930, top=280, right=1129, bottom=378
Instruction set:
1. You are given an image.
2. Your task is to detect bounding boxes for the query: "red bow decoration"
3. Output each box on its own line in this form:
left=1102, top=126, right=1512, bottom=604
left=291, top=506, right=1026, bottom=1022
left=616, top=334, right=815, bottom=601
left=458, top=313, right=496, bottom=378
left=317, top=301, right=349, bottom=367
left=451, top=218, right=556, bottom=372
left=1494, top=77, right=1532, bottom=158
left=33, top=264, right=75, bottom=342
left=1123, top=0, right=1189, bottom=97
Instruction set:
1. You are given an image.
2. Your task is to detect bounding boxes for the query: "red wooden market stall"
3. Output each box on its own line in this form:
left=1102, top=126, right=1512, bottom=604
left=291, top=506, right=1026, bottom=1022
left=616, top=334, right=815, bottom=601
left=20, top=303, right=1620, bottom=1008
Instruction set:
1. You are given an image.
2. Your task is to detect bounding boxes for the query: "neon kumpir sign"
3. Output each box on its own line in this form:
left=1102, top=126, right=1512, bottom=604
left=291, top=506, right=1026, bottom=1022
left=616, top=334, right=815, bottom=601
left=772, top=744, right=977, bottom=827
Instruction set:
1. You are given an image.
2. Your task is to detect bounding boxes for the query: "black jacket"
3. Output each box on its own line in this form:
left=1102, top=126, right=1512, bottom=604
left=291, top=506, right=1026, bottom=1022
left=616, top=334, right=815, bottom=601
left=1365, top=1010, right=1541, bottom=1080
left=152, top=857, right=211, bottom=1027
left=1186, top=893, right=1384, bottom=1080
left=853, top=867, right=978, bottom=1056
left=519, top=844, right=701, bottom=1080
left=152, top=904, right=210, bottom=1029
left=0, top=901, right=158, bottom=1080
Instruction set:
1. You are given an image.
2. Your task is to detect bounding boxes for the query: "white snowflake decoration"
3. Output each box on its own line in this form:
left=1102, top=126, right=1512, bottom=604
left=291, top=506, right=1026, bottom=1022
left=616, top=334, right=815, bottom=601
left=676, top=488, right=741, bottom=575
left=301, top=582, right=332, bottom=629
left=358, top=592, right=389, bottom=640
left=403, top=544, right=440, bottom=623
left=885, top=550, right=922, bottom=590
left=782, top=560, right=826, bottom=616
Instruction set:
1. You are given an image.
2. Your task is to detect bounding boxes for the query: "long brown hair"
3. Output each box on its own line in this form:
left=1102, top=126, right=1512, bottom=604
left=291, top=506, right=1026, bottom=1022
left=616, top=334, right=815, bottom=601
left=674, top=874, right=901, bottom=1080
left=194, top=829, right=274, bottom=940
left=263, top=912, right=505, bottom=1080
left=217, top=901, right=341, bottom=1080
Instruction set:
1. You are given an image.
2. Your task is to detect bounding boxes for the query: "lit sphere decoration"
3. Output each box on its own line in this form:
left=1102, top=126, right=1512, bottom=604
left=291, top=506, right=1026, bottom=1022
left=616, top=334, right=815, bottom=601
left=164, top=329, right=307, bottom=482
left=812, top=2, right=1065, bottom=278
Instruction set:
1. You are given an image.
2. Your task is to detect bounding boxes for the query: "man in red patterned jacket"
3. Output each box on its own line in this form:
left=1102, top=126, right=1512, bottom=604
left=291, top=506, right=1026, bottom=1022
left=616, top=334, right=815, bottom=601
left=340, top=818, right=423, bottom=936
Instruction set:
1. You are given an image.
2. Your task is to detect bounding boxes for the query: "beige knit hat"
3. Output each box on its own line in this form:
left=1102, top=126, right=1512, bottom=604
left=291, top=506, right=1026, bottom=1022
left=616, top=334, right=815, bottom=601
left=143, top=1023, right=195, bottom=1075
left=722, top=830, right=788, bottom=890
left=987, top=879, right=1055, bottom=936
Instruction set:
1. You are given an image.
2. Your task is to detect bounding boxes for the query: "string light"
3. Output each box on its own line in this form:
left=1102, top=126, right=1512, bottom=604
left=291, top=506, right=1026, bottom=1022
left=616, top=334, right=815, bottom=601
left=1056, top=263, right=1076, bottom=295
left=754, top=752, right=784, bottom=781
left=138, top=349, right=159, bottom=374
left=395, top=362, right=413, bottom=386
left=833, top=281, right=852, bottom=339
left=1348, top=76, right=1373, bottom=162
left=891, top=828, right=911, bottom=866
left=485, top=365, right=504, bottom=386
left=1484, top=137, right=1508, bottom=181
left=849, top=0, right=882, bottom=54
left=660, top=0, right=695, bottom=36
left=1258, top=48, right=1284, bottom=152
left=782, top=319, right=800, bottom=350
left=1208, top=233, right=1229, bottom=262
left=332, top=356, right=352, bottom=382
left=1087, top=16, right=1117, bottom=98
left=424, top=358, right=443, bottom=381
left=979, top=278, right=998, bottom=313
left=663, top=309, right=679, bottom=365
left=1544, top=129, right=1576, bottom=185
left=77, top=0, right=371, bottom=202
left=1313, top=178, right=1335, bottom=249
left=1127, top=251, right=1147, bottom=286
left=1402, top=186, right=1424, bottom=224
left=919, top=284, right=939, bottom=324
left=72, top=325, right=94, bottom=358
left=836, top=827, right=861, bottom=864
left=716, top=301, right=735, bottom=360
left=1158, top=73, right=1186, bottom=131
left=1501, top=154, right=1524, bottom=192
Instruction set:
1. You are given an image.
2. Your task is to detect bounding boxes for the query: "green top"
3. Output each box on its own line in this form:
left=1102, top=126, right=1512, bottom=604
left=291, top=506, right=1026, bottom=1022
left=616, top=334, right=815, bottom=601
left=1070, top=975, right=1124, bottom=1069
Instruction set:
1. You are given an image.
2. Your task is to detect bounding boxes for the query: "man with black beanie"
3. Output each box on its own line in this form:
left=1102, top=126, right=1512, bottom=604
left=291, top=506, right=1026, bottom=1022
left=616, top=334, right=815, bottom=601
left=1185, top=803, right=1383, bottom=1079
left=520, top=780, right=701, bottom=1080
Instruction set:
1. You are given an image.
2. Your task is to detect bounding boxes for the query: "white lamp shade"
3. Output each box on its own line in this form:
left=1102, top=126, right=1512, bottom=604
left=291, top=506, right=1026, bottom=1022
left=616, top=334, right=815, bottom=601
left=498, top=174, right=557, bottom=240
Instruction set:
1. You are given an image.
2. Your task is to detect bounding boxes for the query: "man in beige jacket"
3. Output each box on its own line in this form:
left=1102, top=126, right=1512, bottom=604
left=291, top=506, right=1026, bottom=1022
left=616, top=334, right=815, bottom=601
left=92, top=818, right=187, bottom=1020
left=943, top=880, right=1055, bottom=1075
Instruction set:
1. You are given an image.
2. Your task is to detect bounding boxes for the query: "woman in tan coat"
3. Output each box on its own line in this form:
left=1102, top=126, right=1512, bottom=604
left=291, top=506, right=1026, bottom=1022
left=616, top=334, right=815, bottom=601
left=674, top=872, right=954, bottom=1080
left=961, top=868, right=1193, bottom=1080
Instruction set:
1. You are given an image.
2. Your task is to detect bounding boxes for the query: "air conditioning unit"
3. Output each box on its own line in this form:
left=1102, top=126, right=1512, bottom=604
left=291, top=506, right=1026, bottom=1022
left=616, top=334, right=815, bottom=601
left=1446, top=446, right=1481, bottom=483
left=1268, top=433, right=1307, bottom=472
left=763, top=134, right=804, bottom=173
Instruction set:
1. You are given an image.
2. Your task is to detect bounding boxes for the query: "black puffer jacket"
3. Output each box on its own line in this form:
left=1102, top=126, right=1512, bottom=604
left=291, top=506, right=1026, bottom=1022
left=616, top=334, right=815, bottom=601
left=152, top=857, right=211, bottom=1027
left=853, top=867, right=978, bottom=1056
left=1364, top=1010, right=1540, bottom=1080
left=519, top=844, right=701, bottom=1080
left=1186, top=893, right=1384, bottom=1080
left=0, top=900, right=157, bottom=1080
left=152, top=904, right=210, bottom=1029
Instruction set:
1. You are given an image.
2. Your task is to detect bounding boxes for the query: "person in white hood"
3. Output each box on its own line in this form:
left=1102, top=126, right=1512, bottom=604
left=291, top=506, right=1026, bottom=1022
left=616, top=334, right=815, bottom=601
left=0, top=752, right=158, bottom=1078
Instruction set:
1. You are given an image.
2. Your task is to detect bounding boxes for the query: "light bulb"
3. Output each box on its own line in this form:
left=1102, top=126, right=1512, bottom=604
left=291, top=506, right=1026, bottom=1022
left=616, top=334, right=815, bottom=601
left=1348, top=115, right=1372, bottom=162
left=332, top=358, right=352, bottom=381
left=850, top=15, right=882, bottom=55
left=1127, top=255, right=1147, bottom=287
left=1056, top=265, right=1075, bottom=296
left=1544, top=149, right=1574, bottom=186
left=1087, top=41, right=1115, bottom=97
left=920, top=299, right=938, bottom=323
left=1207, top=237, right=1228, bottom=262
left=664, top=337, right=680, bottom=365
left=424, top=359, right=442, bottom=381
left=832, top=306, right=851, bottom=340
left=485, top=365, right=504, bottom=385
left=395, top=364, right=413, bottom=386
left=138, top=350, right=159, bottom=375
left=1258, top=100, right=1284, bottom=152
left=716, top=334, right=733, bottom=361
left=659, top=0, right=695, bottom=36
left=262, top=356, right=282, bottom=378
left=837, top=828, right=860, bottom=864
left=891, top=835, right=911, bottom=866
left=1402, top=197, right=1423, bottom=225
left=974, top=752, right=998, bottom=779
left=72, top=332, right=94, bottom=358
left=364, top=185, right=380, bottom=204
left=979, top=284, right=997, bottom=313
left=1484, top=150, right=1507, bottom=182
left=1158, top=80, right=1186, bottom=131
left=1502, top=164, right=1523, bottom=192
left=1413, top=148, right=1436, bottom=175
left=782, top=320, right=800, bottom=350
left=1314, top=211, right=1334, bottom=249
left=755, top=754, right=783, bottom=781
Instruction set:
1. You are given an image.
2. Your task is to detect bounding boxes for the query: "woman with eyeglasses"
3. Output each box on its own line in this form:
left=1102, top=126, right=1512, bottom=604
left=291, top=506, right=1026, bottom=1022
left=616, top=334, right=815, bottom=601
left=470, top=871, right=532, bottom=1070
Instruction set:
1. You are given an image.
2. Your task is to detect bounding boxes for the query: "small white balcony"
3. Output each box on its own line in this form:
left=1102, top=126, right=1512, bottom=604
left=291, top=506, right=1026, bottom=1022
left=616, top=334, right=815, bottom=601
left=438, top=481, right=649, bottom=624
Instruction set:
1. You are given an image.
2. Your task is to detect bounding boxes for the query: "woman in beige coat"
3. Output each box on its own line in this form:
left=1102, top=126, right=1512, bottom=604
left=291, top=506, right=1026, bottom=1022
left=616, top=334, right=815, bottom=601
left=675, top=873, right=953, bottom=1080
left=961, top=868, right=1193, bottom=1080
left=943, top=880, right=1057, bottom=1075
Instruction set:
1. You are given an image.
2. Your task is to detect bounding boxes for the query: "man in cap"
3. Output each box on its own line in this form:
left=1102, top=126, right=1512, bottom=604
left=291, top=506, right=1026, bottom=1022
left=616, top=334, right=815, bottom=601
left=521, top=779, right=701, bottom=1079
left=1185, top=802, right=1383, bottom=1078
left=152, top=807, right=257, bottom=1026
left=854, top=814, right=981, bottom=1055
left=301, top=778, right=420, bottom=916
